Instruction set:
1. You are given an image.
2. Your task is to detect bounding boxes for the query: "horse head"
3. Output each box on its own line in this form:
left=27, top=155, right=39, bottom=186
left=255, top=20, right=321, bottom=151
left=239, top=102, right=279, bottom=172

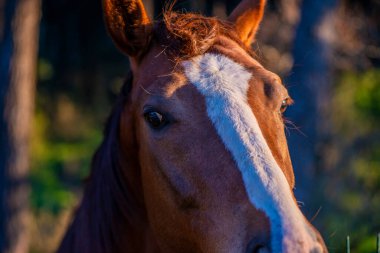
left=58, top=1, right=328, bottom=252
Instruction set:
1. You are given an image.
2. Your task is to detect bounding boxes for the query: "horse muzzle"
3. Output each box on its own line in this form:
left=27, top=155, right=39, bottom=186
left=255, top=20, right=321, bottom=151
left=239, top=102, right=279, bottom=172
left=246, top=223, right=328, bottom=253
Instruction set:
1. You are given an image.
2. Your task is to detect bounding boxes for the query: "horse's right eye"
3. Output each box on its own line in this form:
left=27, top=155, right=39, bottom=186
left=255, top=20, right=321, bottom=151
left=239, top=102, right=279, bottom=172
left=144, top=111, right=166, bottom=129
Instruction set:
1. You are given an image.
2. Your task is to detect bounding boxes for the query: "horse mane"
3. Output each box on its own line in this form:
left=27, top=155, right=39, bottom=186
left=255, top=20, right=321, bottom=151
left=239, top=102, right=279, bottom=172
left=153, top=10, right=254, bottom=60
left=58, top=73, right=146, bottom=253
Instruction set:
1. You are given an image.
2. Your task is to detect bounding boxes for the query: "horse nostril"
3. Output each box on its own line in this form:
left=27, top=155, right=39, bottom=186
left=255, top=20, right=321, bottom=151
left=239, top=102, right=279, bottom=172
left=246, top=237, right=270, bottom=253
left=252, top=245, right=270, bottom=253
left=310, top=244, right=324, bottom=253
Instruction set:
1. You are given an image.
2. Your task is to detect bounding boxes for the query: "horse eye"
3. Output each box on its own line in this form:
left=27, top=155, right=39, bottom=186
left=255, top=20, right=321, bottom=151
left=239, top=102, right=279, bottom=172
left=144, top=111, right=166, bottom=129
left=280, top=98, right=289, bottom=114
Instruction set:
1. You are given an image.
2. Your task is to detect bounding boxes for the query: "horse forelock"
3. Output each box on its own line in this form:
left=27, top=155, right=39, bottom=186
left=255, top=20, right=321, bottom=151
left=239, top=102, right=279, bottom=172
left=152, top=10, right=254, bottom=61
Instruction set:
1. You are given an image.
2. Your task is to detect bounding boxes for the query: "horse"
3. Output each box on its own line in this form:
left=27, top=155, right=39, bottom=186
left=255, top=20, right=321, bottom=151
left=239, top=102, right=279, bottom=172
left=57, top=0, right=327, bottom=252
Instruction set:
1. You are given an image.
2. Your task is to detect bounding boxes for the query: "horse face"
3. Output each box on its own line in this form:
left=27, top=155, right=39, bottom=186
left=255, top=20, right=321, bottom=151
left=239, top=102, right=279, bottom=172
left=104, top=0, right=327, bottom=252
left=128, top=46, right=287, bottom=253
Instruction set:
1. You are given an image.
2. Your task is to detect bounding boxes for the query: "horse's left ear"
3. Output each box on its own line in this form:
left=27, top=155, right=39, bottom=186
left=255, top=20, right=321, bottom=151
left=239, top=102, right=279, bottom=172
left=103, top=0, right=152, bottom=58
left=228, top=0, right=266, bottom=46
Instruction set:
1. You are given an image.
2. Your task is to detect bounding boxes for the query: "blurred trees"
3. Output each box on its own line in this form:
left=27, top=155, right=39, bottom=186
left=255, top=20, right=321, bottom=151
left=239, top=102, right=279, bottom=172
left=0, top=0, right=41, bottom=252
left=286, top=0, right=338, bottom=203
left=322, top=69, right=380, bottom=252
left=253, top=2, right=380, bottom=252
left=309, top=1, right=380, bottom=251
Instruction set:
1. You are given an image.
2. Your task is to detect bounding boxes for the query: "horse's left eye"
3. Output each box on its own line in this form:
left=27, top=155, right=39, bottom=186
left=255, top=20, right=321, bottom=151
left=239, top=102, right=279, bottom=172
left=144, top=111, right=166, bottom=129
left=280, top=98, right=291, bottom=114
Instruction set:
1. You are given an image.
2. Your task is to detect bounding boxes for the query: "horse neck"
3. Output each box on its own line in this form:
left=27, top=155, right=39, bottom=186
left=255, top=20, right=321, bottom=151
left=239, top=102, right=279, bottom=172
left=57, top=100, right=160, bottom=253
left=57, top=177, right=157, bottom=253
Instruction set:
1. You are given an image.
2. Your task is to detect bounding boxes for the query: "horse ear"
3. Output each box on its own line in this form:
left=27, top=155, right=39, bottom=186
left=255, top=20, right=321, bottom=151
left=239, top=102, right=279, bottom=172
left=228, top=0, right=266, bottom=46
left=103, top=0, right=152, bottom=57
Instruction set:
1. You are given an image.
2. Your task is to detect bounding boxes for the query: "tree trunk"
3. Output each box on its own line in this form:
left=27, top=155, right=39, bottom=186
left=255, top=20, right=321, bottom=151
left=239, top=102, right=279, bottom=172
left=285, top=0, right=337, bottom=214
left=0, top=0, right=41, bottom=252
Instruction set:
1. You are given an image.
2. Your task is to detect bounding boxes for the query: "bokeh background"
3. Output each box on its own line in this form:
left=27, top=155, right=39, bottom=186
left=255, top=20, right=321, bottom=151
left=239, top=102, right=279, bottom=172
left=0, top=0, right=379, bottom=252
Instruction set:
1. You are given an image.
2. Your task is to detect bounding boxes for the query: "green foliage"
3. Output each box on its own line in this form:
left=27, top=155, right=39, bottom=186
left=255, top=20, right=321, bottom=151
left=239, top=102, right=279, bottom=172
left=321, top=69, right=380, bottom=253
left=333, top=69, right=380, bottom=136
left=38, top=58, right=54, bottom=81
left=352, top=70, right=380, bottom=119
left=30, top=103, right=102, bottom=214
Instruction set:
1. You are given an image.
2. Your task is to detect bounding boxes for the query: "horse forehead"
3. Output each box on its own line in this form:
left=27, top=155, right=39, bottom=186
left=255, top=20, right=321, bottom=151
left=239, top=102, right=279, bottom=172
left=182, top=53, right=252, bottom=97
left=143, top=52, right=255, bottom=101
left=135, top=41, right=279, bottom=100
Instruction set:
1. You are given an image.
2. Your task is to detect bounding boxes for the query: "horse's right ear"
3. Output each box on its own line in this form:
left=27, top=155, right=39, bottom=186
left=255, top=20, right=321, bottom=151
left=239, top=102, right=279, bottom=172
left=103, top=0, right=152, bottom=58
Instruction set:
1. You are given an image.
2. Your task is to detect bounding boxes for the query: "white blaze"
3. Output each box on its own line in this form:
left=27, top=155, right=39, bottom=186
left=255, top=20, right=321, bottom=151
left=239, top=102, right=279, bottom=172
left=183, top=53, right=318, bottom=252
